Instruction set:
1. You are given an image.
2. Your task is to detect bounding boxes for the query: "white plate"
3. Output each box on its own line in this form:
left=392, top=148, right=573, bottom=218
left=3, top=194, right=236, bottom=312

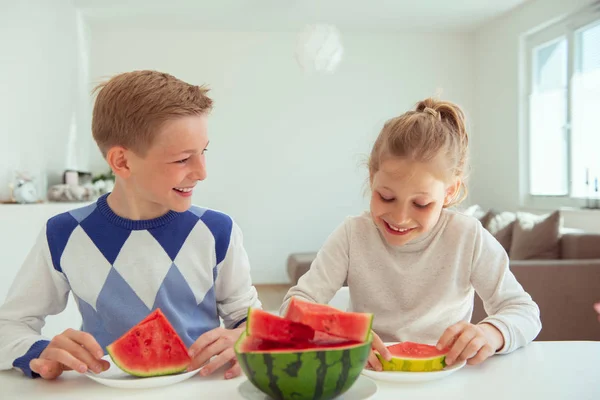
left=83, top=355, right=201, bottom=389
left=361, top=342, right=466, bottom=383
left=238, top=375, right=378, bottom=400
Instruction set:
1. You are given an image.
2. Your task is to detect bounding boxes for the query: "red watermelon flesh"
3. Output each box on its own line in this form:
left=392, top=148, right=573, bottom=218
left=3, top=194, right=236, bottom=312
left=247, top=308, right=315, bottom=343
left=284, top=297, right=373, bottom=342
left=387, top=342, right=449, bottom=358
left=106, top=309, right=191, bottom=377
left=238, top=334, right=362, bottom=353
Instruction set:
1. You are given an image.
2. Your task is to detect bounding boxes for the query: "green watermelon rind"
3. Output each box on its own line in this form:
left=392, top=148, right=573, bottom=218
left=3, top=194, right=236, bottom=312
left=106, top=344, right=189, bottom=378
left=235, top=331, right=373, bottom=400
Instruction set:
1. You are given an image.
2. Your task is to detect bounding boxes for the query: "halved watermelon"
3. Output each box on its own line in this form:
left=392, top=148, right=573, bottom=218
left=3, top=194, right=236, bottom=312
left=284, top=297, right=373, bottom=342
left=246, top=308, right=315, bottom=343
left=376, top=342, right=449, bottom=372
left=235, top=331, right=372, bottom=400
left=106, top=309, right=191, bottom=377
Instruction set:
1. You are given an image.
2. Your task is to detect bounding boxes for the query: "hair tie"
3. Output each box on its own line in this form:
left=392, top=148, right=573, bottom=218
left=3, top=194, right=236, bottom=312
left=423, top=107, right=439, bottom=119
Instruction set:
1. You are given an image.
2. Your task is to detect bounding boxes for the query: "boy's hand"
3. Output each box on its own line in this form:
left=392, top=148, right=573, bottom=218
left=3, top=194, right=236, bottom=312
left=187, top=326, right=245, bottom=379
left=366, top=331, right=391, bottom=371
left=594, top=302, right=600, bottom=322
left=29, top=328, right=109, bottom=380
left=436, top=321, right=503, bottom=366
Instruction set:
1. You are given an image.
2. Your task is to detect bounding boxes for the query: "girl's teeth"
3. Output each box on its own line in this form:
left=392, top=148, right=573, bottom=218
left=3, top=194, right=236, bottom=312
left=388, top=222, right=409, bottom=232
left=175, top=187, right=192, bottom=193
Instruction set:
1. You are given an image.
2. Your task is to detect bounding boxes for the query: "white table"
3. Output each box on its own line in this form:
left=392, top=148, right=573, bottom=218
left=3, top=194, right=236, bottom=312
left=0, top=341, right=598, bottom=400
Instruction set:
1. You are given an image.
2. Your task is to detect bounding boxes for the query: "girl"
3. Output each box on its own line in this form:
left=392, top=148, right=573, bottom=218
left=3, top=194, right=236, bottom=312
left=280, top=98, right=541, bottom=370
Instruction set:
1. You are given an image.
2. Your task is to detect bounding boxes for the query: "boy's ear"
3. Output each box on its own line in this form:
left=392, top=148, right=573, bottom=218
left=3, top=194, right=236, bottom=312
left=444, top=179, right=461, bottom=206
left=106, top=146, right=131, bottom=178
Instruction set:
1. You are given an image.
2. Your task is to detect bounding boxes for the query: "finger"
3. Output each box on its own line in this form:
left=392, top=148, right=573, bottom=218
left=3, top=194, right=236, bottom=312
left=372, top=333, right=391, bottom=361
left=41, top=346, right=90, bottom=373
left=445, top=328, right=477, bottom=366
left=224, top=360, right=241, bottom=379
left=188, top=337, right=228, bottom=372
left=466, top=344, right=495, bottom=365
left=367, top=350, right=383, bottom=372
left=437, top=321, right=467, bottom=351
left=30, top=359, right=63, bottom=380
left=455, top=337, right=486, bottom=364
left=199, top=347, right=235, bottom=377
left=188, top=328, right=224, bottom=358
left=594, top=303, right=600, bottom=314
left=53, top=335, right=105, bottom=373
left=63, top=329, right=105, bottom=360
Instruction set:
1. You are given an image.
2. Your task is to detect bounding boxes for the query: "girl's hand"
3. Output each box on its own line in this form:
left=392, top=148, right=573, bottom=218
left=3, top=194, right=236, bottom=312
left=436, top=321, right=504, bottom=366
left=594, top=302, right=600, bottom=322
left=366, top=331, right=392, bottom=371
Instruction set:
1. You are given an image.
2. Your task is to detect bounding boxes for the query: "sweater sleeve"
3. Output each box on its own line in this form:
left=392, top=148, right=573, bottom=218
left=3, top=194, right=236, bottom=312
left=470, top=221, right=542, bottom=354
left=0, top=225, right=71, bottom=377
left=279, top=220, right=350, bottom=316
left=214, top=221, right=262, bottom=329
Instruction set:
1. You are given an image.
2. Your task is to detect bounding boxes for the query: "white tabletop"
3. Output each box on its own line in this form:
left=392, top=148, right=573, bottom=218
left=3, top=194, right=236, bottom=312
left=0, top=341, right=598, bottom=400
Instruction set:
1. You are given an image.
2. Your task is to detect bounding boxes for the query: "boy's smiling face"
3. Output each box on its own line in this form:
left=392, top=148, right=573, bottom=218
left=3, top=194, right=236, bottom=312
left=118, top=114, right=209, bottom=217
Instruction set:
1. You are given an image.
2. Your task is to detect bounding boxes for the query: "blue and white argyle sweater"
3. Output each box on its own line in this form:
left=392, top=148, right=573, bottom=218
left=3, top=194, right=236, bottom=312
left=0, top=194, right=261, bottom=378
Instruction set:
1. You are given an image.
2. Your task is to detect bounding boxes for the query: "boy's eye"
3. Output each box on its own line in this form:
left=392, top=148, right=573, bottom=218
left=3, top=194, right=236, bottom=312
left=414, top=202, right=430, bottom=209
left=202, top=148, right=208, bottom=154
left=378, top=193, right=394, bottom=202
left=175, top=157, right=190, bottom=164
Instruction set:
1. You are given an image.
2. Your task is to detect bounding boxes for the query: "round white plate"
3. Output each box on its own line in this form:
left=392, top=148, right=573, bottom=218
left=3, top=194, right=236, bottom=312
left=83, top=355, right=201, bottom=389
left=361, top=342, right=466, bottom=383
left=238, top=375, right=378, bottom=400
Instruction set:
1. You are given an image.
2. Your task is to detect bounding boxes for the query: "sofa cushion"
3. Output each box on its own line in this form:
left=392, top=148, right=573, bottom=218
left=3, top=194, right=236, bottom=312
left=482, top=210, right=516, bottom=252
left=561, top=232, right=600, bottom=259
left=509, top=210, right=562, bottom=260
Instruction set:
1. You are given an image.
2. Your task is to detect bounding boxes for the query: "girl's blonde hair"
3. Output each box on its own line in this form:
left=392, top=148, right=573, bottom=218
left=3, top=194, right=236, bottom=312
left=368, top=98, right=469, bottom=207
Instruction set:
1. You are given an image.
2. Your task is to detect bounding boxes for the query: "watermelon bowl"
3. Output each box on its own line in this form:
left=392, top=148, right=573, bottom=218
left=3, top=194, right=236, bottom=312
left=234, top=331, right=373, bottom=400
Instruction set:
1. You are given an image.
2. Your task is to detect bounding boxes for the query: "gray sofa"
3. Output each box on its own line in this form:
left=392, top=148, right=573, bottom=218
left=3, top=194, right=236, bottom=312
left=287, top=231, right=600, bottom=341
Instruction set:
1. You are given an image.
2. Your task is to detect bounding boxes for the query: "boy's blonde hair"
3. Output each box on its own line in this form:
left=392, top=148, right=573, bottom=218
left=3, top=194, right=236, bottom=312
left=92, top=70, right=213, bottom=157
left=368, top=98, right=469, bottom=207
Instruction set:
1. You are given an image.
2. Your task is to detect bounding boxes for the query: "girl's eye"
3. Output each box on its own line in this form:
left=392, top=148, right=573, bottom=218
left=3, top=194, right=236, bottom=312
left=202, top=148, right=208, bottom=155
left=414, top=202, right=430, bottom=209
left=379, top=193, right=394, bottom=202
left=175, top=157, right=190, bottom=164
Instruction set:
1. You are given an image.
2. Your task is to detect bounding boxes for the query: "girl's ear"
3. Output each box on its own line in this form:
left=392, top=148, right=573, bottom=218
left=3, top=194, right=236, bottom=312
left=444, top=179, right=461, bottom=206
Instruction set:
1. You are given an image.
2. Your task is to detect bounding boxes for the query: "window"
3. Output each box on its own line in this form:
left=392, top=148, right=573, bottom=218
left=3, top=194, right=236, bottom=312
left=525, top=6, right=600, bottom=208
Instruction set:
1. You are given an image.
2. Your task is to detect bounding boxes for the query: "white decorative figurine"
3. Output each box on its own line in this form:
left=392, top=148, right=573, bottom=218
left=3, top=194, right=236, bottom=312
left=13, top=179, right=39, bottom=204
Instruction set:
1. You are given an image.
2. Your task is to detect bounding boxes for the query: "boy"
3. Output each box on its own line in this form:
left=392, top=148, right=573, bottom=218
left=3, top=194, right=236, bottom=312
left=0, top=70, right=261, bottom=380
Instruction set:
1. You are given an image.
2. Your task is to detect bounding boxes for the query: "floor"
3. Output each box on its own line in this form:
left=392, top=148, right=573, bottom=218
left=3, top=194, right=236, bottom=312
left=255, top=284, right=292, bottom=313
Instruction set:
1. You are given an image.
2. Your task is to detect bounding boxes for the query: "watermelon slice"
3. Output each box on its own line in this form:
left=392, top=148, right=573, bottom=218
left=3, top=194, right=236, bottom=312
left=106, top=309, right=191, bottom=377
left=376, top=342, right=449, bottom=372
left=235, top=331, right=372, bottom=400
left=246, top=308, right=315, bottom=343
left=284, top=297, right=373, bottom=342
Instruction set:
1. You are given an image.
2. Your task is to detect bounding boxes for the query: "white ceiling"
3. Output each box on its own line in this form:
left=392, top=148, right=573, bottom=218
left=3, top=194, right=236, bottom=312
left=75, top=0, right=530, bottom=33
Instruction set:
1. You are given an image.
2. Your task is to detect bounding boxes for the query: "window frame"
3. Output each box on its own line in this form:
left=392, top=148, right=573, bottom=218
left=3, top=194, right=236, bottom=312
left=521, top=6, right=600, bottom=210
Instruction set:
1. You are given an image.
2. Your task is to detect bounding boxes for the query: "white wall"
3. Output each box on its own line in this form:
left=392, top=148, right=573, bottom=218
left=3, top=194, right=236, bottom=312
left=89, top=27, right=474, bottom=283
left=471, top=0, right=597, bottom=229
left=0, top=0, right=95, bottom=202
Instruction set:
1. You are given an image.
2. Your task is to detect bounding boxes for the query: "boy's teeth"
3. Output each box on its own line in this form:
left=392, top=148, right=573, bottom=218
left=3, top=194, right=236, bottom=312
left=175, top=187, right=192, bottom=193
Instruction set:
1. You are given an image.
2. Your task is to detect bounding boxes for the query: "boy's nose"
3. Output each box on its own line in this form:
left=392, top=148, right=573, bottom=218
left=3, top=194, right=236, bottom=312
left=191, top=167, right=207, bottom=181
left=190, top=158, right=207, bottom=181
